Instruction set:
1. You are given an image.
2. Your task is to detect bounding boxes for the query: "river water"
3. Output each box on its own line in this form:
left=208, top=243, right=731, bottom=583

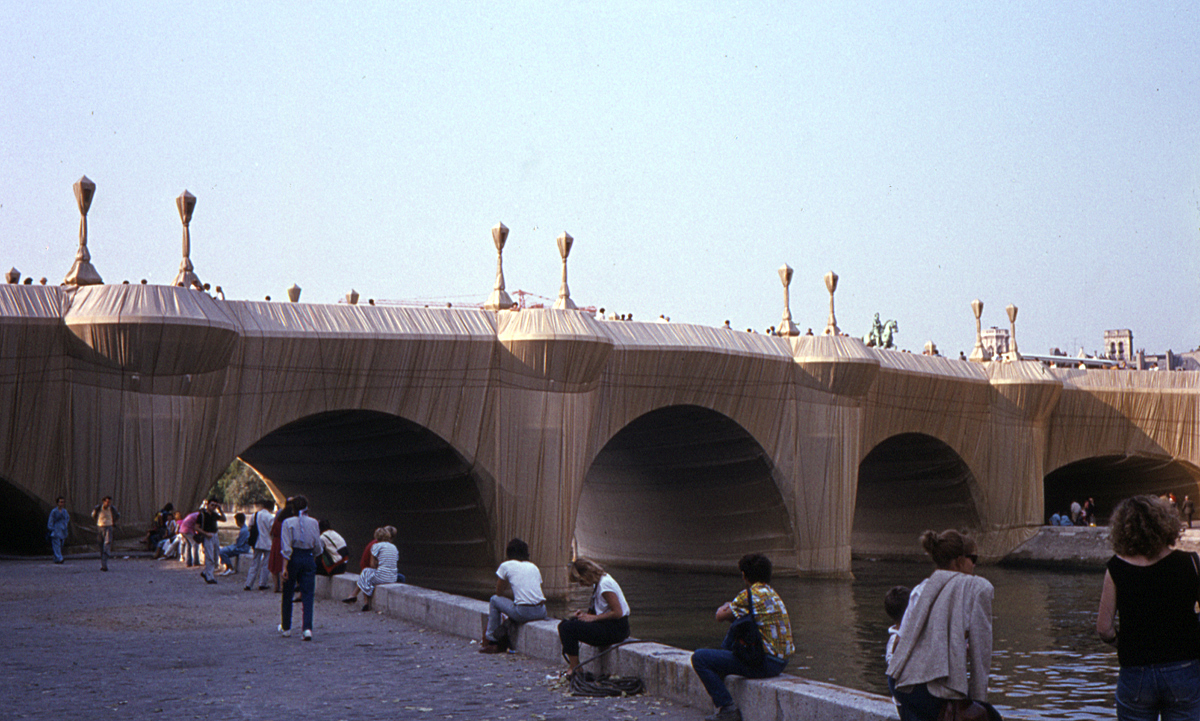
left=597, top=560, right=1116, bottom=720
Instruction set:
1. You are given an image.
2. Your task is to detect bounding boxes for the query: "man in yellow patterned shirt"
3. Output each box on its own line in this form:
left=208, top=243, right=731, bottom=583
left=690, top=553, right=794, bottom=721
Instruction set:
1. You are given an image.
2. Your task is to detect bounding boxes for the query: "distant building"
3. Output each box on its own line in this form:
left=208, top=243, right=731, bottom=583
left=1104, top=329, right=1133, bottom=361
left=981, top=327, right=1010, bottom=358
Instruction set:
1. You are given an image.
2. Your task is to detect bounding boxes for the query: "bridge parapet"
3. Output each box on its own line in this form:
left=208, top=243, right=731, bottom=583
left=987, top=360, right=1063, bottom=422
left=62, top=284, right=239, bottom=379
left=495, top=308, right=613, bottom=391
left=789, top=334, right=879, bottom=397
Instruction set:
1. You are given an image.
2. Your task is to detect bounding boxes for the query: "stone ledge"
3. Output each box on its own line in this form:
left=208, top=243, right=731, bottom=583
left=315, top=574, right=901, bottom=721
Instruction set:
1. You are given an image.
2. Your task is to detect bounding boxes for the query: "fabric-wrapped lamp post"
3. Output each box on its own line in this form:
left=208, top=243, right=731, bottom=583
left=969, top=299, right=990, bottom=362
left=1006, top=304, right=1021, bottom=361
left=777, top=264, right=799, bottom=337
left=822, top=271, right=840, bottom=336
left=64, top=176, right=103, bottom=286
left=553, top=231, right=577, bottom=310
left=172, top=191, right=202, bottom=290
left=484, top=222, right=513, bottom=311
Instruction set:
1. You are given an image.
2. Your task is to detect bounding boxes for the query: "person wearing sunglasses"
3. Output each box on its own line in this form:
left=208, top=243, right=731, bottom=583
left=886, top=529, right=999, bottom=721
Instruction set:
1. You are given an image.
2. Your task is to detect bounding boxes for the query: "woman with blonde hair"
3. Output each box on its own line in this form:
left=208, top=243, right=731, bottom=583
left=558, top=557, right=630, bottom=674
left=342, top=526, right=401, bottom=611
left=1097, top=495, right=1200, bottom=720
left=887, top=529, right=998, bottom=721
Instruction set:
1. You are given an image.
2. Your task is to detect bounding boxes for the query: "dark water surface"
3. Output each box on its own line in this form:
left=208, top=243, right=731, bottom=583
left=599, top=560, right=1116, bottom=720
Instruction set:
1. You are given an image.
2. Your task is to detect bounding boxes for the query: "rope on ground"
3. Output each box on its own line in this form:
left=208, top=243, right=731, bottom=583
left=569, top=671, right=645, bottom=697
left=566, top=638, right=651, bottom=697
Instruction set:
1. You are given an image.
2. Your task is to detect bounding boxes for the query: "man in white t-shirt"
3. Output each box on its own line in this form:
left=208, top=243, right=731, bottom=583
left=480, top=538, right=547, bottom=653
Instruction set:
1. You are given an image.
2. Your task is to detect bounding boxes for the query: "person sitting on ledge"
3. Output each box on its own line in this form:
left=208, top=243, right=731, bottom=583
left=343, top=526, right=401, bottom=612
left=690, top=553, right=794, bottom=721
left=558, top=558, right=631, bottom=674
left=480, top=538, right=546, bottom=653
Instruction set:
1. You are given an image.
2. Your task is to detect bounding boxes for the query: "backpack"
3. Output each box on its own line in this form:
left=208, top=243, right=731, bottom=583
left=247, top=511, right=260, bottom=547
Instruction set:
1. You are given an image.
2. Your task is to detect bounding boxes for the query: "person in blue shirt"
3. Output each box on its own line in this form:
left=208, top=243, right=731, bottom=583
left=218, top=512, right=251, bottom=576
left=47, top=497, right=70, bottom=564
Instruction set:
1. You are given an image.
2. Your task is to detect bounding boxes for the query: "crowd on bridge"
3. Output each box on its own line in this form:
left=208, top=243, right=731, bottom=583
left=41, top=490, right=1200, bottom=721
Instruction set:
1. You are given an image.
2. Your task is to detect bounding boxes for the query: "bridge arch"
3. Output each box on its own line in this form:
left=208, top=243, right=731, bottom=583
left=853, top=432, right=983, bottom=559
left=0, top=476, right=54, bottom=554
left=237, top=409, right=495, bottom=596
left=1044, top=455, right=1200, bottom=524
left=574, top=404, right=797, bottom=574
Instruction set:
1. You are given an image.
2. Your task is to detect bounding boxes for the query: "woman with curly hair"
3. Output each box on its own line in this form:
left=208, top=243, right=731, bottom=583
left=1097, top=494, right=1200, bottom=720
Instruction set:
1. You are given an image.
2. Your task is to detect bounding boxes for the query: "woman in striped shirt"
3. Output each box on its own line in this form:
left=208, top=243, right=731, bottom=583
left=343, top=527, right=402, bottom=611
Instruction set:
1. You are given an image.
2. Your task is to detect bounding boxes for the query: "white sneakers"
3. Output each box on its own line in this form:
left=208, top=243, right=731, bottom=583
left=218, top=568, right=236, bottom=576
left=278, top=625, right=312, bottom=641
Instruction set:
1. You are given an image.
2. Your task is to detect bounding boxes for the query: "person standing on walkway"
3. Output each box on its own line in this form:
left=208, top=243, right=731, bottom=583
left=197, top=498, right=226, bottom=584
left=178, top=509, right=202, bottom=566
left=887, top=530, right=998, bottom=721
left=279, top=495, right=323, bottom=641
left=91, top=496, right=120, bottom=571
left=480, top=538, right=546, bottom=653
left=1097, top=495, right=1200, bottom=720
left=243, top=498, right=275, bottom=591
left=690, top=553, right=794, bottom=721
left=47, top=496, right=70, bottom=564
left=269, top=498, right=295, bottom=593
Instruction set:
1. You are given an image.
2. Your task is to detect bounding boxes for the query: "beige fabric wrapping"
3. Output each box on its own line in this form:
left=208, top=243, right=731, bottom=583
left=4, top=283, right=1200, bottom=597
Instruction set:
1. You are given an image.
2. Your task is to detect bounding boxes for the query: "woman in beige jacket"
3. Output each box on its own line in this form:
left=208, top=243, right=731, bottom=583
left=886, top=529, right=999, bottom=721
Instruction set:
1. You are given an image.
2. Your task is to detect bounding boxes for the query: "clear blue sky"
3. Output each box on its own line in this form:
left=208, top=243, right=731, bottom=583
left=3, top=2, right=1197, bottom=357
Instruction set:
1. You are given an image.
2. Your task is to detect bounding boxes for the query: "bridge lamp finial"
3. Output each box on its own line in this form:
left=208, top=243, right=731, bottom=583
left=822, top=270, right=840, bottom=336
left=64, top=175, right=103, bottom=286
left=172, top=190, right=202, bottom=290
left=553, top=231, right=577, bottom=310
left=969, top=299, right=991, bottom=362
left=484, top=222, right=513, bottom=311
left=1006, top=303, right=1020, bottom=360
left=777, top=264, right=799, bottom=336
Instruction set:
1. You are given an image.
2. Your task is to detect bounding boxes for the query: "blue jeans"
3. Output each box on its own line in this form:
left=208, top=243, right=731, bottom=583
left=690, top=626, right=787, bottom=709
left=1117, top=660, right=1200, bottom=721
left=182, top=536, right=198, bottom=566
left=485, top=596, right=546, bottom=642
left=280, top=549, right=316, bottom=632
left=98, top=526, right=113, bottom=569
left=219, top=545, right=248, bottom=568
left=890, top=679, right=947, bottom=721
left=889, top=678, right=1003, bottom=721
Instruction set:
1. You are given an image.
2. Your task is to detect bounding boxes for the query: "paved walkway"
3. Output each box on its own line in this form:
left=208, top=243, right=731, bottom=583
left=0, top=556, right=701, bottom=721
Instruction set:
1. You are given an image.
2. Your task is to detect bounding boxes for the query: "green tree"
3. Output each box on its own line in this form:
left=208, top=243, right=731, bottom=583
left=208, top=459, right=272, bottom=508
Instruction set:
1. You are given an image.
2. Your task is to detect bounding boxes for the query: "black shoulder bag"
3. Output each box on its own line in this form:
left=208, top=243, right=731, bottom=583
left=247, top=511, right=260, bottom=547
left=729, top=587, right=766, bottom=668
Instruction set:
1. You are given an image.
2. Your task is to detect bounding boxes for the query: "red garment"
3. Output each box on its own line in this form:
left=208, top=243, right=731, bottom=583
left=267, top=513, right=285, bottom=575
left=360, top=540, right=377, bottom=572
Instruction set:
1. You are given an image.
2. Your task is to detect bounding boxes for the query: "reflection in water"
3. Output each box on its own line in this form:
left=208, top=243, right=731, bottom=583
left=602, top=560, right=1117, bottom=720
